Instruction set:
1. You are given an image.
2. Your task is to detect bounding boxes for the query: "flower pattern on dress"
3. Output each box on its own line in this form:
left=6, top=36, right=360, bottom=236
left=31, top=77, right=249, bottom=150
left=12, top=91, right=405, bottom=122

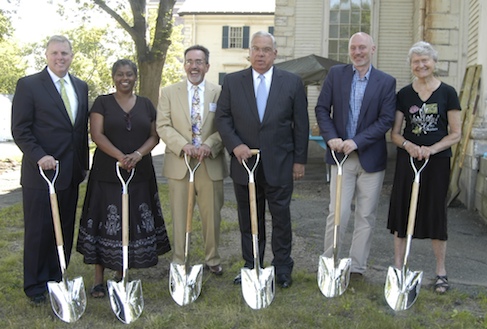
left=139, top=202, right=155, bottom=233
left=410, top=103, right=439, bottom=136
left=105, top=204, right=121, bottom=236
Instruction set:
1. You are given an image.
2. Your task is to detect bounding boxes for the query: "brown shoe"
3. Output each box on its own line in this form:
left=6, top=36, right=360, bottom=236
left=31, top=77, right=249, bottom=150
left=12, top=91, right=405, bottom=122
left=206, top=264, right=223, bottom=276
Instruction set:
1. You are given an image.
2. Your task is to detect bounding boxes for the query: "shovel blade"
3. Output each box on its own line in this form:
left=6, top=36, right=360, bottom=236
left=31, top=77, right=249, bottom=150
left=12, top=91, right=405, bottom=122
left=169, top=263, right=203, bottom=306
left=107, top=279, right=143, bottom=324
left=384, top=266, right=423, bottom=311
left=317, top=254, right=351, bottom=298
left=47, top=277, right=86, bottom=323
left=241, top=266, right=275, bottom=309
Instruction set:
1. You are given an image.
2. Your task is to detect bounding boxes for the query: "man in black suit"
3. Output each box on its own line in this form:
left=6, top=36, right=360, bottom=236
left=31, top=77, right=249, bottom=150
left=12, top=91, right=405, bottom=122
left=11, top=35, right=89, bottom=304
left=216, top=31, right=309, bottom=288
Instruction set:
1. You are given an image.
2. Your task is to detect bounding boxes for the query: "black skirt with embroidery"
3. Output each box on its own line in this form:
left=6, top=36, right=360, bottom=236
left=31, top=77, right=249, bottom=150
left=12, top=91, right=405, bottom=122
left=77, top=172, right=171, bottom=270
left=387, top=149, right=449, bottom=240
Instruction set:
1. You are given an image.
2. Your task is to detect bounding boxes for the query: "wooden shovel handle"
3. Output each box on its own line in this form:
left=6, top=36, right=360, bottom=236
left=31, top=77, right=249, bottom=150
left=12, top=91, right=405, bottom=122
left=249, top=181, right=258, bottom=235
left=334, top=173, right=343, bottom=226
left=186, top=181, right=196, bottom=233
left=406, top=181, right=420, bottom=236
left=50, top=193, right=64, bottom=247
left=122, top=193, right=129, bottom=247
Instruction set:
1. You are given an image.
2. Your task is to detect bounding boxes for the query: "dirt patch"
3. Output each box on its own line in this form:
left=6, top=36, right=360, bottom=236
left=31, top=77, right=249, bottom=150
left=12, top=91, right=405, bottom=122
left=0, top=159, right=20, bottom=175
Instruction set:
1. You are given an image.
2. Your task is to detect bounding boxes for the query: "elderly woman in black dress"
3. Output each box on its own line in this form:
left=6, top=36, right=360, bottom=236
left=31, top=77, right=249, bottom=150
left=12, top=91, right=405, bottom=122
left=387, top=42, right=461, bottom=294
left=77, top=59, right=171, bottom=298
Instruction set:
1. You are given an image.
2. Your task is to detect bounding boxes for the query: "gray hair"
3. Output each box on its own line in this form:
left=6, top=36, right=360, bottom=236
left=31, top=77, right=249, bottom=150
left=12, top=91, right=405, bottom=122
left=408, top=41, right=438, bottom=64
left=251, top=31, right=276, bottom=49
left=46, top=35, right=72, bottom=51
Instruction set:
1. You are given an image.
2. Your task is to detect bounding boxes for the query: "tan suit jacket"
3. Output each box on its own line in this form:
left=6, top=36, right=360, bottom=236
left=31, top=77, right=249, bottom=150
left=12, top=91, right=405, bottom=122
left=156, top=79, right=227, bottom=265
left=157, top=80, right=227, bottom=179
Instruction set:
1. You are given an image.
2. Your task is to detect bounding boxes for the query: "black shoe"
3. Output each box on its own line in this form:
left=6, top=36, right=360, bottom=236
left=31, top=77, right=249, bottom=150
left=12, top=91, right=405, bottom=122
left=29, top=293, right=46, bottom=305
left=276, top=273, right=292, bottom=288
left=350, top=272, right=364, bottom=281
left=233, top=273, right=241, bottom=285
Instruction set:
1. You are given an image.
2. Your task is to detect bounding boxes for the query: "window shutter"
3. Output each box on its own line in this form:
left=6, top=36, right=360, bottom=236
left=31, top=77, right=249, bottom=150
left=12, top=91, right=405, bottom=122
left=242, top=26, right=250, bottom=49
left=268, top=26, right=274, bottom=35
left=219, top=72, right=227, bottom=85
left=222, top=26, right=229, bottom=49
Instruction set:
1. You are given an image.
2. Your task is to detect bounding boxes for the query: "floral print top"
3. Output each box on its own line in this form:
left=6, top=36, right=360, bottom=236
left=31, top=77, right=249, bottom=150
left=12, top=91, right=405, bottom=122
left=397, top=82, right=461, bottom=157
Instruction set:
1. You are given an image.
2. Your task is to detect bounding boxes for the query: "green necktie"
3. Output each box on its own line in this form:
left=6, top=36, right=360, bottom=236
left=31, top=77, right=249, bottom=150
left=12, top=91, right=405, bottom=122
left=60, top=78, right=74, bottom=124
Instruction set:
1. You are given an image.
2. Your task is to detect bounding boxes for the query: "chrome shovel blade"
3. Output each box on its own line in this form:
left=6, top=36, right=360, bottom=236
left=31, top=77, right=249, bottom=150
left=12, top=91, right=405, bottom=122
left=384, top=266, right=423, bottom=311
left=241, top=266, right=275, bottom=310
left=169, top=263, right=203, bottom=306
left=107, top=279, right=144, bottom=324
left=47, top=277, right=86, bottom=323
left=317, top=254, right=351, bottom=298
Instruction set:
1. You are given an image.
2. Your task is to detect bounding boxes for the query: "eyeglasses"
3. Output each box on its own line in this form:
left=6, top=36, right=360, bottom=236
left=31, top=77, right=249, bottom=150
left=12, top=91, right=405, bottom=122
left=251, top=46, right=274, bottom=54
left=184, top=59, right=206, bottom=66
left=124, top=113, right=131, bottom=131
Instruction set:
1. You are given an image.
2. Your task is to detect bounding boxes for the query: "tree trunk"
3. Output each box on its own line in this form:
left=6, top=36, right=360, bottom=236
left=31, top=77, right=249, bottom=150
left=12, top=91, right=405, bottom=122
left=138, top=59, right=165, bottom=108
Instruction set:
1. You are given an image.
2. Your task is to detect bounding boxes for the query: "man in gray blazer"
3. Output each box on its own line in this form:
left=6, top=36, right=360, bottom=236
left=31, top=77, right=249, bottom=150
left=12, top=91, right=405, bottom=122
left=216, top=31, right=309, bottom=288
left=315, top=32, right=396, bottom=277
left=11, top=35, right=89, bottom=304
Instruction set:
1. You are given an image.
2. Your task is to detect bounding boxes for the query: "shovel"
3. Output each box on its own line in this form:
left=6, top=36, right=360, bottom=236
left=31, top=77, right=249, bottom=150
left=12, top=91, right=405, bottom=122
left=39, top=161, right=86, bottom=323
left=107, top=163, right=143, bottom=324
left=317, top=150, right=351, bottom=298
left=384, top=156, right=429, bottom=311
left=241, top=149, right=275, bottom=310
left=169, top=154, right=203, bottom=306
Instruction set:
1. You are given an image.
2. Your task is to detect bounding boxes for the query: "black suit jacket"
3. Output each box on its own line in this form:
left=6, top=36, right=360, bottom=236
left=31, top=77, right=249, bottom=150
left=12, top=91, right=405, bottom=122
left=216, top=67, right=309, bottom=186
left=11, top=67, right=89, bottom=190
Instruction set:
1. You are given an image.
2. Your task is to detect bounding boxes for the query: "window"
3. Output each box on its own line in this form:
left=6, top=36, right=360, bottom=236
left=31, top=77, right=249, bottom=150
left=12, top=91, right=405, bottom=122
left=222, top=26, right=250, bottom=49
left=328, top=0, right=371, bottom=63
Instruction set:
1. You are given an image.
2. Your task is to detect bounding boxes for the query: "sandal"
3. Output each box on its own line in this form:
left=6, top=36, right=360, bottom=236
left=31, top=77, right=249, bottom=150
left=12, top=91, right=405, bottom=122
left=434, top=275, right=449, bottom=294
left=90, top=283, right=106, bottom=298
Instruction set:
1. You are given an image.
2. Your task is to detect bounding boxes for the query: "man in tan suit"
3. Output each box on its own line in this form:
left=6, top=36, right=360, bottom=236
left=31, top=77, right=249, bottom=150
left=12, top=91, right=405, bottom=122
left=157, top=45, right=228, bottom=275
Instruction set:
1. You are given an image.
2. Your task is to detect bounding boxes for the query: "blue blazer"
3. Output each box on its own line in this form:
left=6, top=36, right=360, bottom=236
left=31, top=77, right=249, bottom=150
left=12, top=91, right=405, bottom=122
left=315, top=64, right=396, bottom=172
left=11, top=67, right=89, bottom=190
left=216, top=67, right=309, bottom=186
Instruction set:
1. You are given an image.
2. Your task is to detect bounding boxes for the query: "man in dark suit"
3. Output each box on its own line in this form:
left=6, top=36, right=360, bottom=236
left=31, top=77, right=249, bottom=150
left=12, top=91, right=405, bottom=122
left=11, top=35, right=89, bottom=304
left=315, top=32, right=396, bottom=277
left=216, top=31, right=309, bottom=288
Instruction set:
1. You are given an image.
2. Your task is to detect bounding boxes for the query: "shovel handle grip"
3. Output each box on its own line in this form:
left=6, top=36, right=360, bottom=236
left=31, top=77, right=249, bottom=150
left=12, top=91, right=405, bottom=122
left=50, top=193, right=64, bottom=247
left=406, top=181, right=420, bottom=236
left=249, top=182, right=258, bottom=235
left=186, top=181, right=196, bottom=232
left=250, top=149, right=259, bottom=155
left=122, top=193, right=129, bottom=247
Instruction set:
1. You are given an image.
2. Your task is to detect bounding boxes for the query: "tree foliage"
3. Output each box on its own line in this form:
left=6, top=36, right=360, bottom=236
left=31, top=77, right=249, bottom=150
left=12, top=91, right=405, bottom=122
left=89, top=0, right=177, bottom=106
left=0, top=9, right=14, bottom=42
left=28, top=24, right=135, bottom=101
left=0, top=8, right=26, bottom=94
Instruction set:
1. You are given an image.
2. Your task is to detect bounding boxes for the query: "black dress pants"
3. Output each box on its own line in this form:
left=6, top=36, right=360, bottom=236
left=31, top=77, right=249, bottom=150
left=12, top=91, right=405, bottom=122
left=233, top=168, right=294, bottom=276
left=22, top=184, right=78, bottom=297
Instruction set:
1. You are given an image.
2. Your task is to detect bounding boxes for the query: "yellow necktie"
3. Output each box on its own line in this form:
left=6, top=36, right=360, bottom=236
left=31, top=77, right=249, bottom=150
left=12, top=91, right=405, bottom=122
left=60, top=78, right=74, bottom=124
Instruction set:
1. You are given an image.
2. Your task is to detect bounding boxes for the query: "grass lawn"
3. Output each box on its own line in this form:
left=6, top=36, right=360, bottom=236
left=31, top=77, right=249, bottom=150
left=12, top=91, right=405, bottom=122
left=0, top=183, right=486, bottom=328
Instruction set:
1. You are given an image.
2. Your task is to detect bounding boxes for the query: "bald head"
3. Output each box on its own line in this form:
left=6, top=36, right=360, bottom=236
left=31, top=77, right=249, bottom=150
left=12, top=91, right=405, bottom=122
left=348, top=32, right=376, bottom=73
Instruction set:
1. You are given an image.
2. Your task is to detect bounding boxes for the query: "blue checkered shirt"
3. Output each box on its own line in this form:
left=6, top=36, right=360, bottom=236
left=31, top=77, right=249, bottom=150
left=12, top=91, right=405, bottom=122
left=347, top=67, right=370, bottom=139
